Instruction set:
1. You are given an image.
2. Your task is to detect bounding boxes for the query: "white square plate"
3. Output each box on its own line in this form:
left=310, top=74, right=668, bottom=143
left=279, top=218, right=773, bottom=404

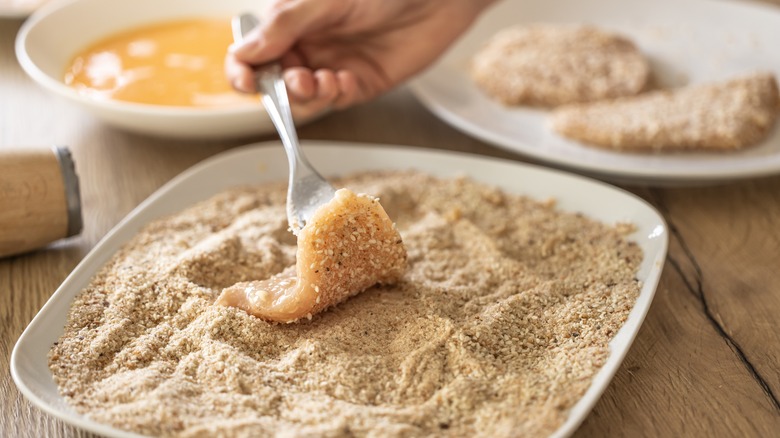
left=12, top=142, right=668, bottom=437
left=409, top=0, right=780, bottom=184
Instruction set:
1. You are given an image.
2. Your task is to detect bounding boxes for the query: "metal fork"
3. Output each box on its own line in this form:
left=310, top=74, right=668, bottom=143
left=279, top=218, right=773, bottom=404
left=232, top=13, right=336, bottom=234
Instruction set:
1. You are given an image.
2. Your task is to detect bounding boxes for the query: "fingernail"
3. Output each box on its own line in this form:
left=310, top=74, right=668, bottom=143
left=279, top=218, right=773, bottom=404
left=231, top=77, right=253, bottom=94
left=230, top=29, right=263, bottom=56
left=231, top=41, right=258, bottom=56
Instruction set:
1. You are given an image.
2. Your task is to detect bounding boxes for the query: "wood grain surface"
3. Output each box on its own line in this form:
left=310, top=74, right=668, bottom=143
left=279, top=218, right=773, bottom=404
left=1, top=2, right=779, bottom=436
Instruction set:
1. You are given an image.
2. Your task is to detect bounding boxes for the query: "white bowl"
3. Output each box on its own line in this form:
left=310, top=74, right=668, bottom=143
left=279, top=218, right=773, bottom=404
left=16, top=0, right=277, bottom=139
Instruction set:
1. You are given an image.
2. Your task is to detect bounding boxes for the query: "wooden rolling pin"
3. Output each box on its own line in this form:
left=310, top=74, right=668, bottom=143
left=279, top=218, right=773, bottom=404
left=0, top=147, right=82, bottom=258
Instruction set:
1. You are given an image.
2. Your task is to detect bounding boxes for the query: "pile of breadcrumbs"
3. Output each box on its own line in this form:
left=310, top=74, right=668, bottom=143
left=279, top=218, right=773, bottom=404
left=50, top=170, right=642, bottom=437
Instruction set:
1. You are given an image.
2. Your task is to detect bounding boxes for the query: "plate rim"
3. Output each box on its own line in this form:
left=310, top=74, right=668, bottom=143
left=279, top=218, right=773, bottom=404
left=11, top=141, right=669, bottom=437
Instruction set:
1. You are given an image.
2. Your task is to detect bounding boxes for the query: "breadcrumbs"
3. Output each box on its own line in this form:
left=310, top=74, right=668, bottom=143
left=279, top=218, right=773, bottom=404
left=49, top=171, right=642, bottom=437
left=550, top=72, right=780, bottom=151
left=471, top=25, right=649, bottom=107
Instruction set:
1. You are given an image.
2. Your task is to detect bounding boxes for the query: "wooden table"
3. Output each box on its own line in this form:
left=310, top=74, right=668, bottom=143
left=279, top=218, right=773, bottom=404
left=1, top=7, right=779, bottom=437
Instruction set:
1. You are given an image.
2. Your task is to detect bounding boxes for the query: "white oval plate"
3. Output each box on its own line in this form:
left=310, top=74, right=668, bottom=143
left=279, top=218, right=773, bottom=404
left=409, top=0, right=780, bottom=184
left=12, top=142, right=668, bottom=437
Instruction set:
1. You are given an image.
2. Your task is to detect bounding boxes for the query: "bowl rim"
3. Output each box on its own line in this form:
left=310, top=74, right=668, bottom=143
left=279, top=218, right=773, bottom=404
left=14, top=0, right=264, bottom=117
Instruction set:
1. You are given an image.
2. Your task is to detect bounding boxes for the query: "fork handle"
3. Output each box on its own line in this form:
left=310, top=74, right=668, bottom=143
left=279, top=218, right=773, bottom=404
left=256, top=65, right=305, bottom=172
left=233, top=13, right=334, bottom=233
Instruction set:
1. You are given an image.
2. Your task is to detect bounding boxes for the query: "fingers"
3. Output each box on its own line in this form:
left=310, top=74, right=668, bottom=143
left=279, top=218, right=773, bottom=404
left=287, top=69, right=337, bottom=119
left=225, top=53, right=256, bottom=93
left=333, top=71, right=360, bottom=109
left=226, top=0, right=346, bottom=96
left=226, top=53, right=363, bottom=115
left=231, top=0, right=345, bottom=65
left=284, top=68, right=316, bottom=101
left=312, top=69, right=339, bottom=102
left=285, top=68, right=365, bottom=119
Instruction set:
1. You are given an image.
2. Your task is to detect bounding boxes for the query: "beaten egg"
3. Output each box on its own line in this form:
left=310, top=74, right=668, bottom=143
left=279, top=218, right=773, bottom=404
left=63, top=18, right=256, bottom=108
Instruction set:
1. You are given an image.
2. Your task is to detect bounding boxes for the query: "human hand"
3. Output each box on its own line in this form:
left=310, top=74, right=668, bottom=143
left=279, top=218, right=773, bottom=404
left=225, top=0, right=495, bottom=118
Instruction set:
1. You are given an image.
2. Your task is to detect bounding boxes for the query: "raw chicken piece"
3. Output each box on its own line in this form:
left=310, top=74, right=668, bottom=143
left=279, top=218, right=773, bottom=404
left=216, top=188, right=407, bottom=322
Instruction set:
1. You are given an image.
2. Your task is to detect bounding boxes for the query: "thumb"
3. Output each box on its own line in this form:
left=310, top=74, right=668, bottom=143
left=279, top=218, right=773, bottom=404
left=231, top=0, right=344, bottom=64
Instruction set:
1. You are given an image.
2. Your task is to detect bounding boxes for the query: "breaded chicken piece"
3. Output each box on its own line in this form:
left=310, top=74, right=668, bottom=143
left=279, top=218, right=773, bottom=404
left=471, top=25, right=649, bottom=107
left=216, top=188, right=407, bottom=322
left=550, top=72, right=780, bottom=151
